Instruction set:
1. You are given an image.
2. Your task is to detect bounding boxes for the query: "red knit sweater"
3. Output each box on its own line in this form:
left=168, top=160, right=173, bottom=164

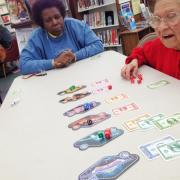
left=126, top=38, right=180, bottom=80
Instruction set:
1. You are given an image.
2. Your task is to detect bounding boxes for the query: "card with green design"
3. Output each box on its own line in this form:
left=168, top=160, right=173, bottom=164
left=153, top=113, right=180, bottom=130
left=147, top=80, right=170, bottom=89
left=157, top=140, right=180, bottom=160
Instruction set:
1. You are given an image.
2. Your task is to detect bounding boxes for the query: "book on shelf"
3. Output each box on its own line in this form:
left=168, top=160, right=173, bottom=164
left=78, top=0, right=105, bottom=10
left=8, top=0, right=31, bottom=25
left=0, top=5, right=8, bottom=15
left=96, top=28, right=119, bottom=46
left=1, top=14, right=10, bottom=24
left=119, top=1, right=136, bottom=30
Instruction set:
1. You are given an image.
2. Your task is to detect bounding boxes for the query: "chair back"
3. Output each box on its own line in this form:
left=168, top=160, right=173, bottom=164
left=138, top=32, right=157, bottom=47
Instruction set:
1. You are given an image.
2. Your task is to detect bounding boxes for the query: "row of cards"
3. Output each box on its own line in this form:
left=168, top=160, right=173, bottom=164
left=123, top=113, right=180, bottom=132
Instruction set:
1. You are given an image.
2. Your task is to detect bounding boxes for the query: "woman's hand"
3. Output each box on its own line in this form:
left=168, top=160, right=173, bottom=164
left=53, top=51, right=75, bottom=68
left=121, top=59, right=138, bottom=80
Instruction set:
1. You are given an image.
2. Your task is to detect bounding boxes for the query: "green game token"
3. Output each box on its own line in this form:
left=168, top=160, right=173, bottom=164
left=98, top=131, right=104, bottom=139
left=69, top=85, right=76, bottom=90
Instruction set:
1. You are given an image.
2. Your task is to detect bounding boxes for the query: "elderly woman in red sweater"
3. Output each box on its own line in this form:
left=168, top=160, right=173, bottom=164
left=121, top=0, right=180, bottom=80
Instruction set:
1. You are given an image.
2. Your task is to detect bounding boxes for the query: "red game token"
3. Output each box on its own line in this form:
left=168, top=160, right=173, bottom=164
left=137, top=73, right=143, bottom=80
left=107, top=85, right=112, bottom=90
left=130, top=76, right=135, bottom=84
left=104, top=129, right=111, bottom=139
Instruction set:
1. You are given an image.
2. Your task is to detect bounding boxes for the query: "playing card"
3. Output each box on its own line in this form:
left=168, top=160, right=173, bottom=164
left=157, top=140, right=180, bottom=161
left=153, top=113, right=180, bottom=130
left=139, top=136, right=175, bottom=160
left=147, top=80, right=170, bottom=89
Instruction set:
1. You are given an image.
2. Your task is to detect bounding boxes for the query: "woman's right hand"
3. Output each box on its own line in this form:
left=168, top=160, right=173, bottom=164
left=121, top=59, right=138, bottom=80
left=53, top=51, right=75, bottom=68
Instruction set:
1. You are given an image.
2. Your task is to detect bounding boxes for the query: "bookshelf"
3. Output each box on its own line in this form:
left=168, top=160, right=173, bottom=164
left=69, top=0, right=122, bottom=52
left=69, top=0, right=155, bottom=55
left=0, top=0, right=13, bottom=32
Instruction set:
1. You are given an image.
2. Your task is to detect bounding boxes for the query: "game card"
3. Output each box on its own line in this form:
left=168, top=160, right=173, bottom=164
left=138, top=114, right=165, bottom=130
left=112, top=103, right=139, bottom=115
left=105, top=93, right=128, bottom=104
left=139, top=135, right=175, bottom=160
left=91, top=79, right=112, bottom=94
left=153, top=113, right=180, bottom=130
left=63, top=101, right=101, bottom=117
left=68, top=112, right=111, bottom=130
left=123, top=114, right=150, bottom=132
left=157, top=139, right=180, bottom=161
left=57, top=85, right=86, bottom=95
left=147, top=80, right=170, bottom=89
left=79, top=151, right=139, bottom=180
left=59, top=91, right=91, bottom=104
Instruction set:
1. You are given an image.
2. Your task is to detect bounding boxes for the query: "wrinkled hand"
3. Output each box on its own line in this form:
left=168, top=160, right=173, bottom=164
left=54, top=51, right=75, bottom=68
left=121, top=59, right=138, bottom=80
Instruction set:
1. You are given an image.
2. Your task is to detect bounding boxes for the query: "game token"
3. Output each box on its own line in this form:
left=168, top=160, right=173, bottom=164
left=78, top=151, right=139, bottom=179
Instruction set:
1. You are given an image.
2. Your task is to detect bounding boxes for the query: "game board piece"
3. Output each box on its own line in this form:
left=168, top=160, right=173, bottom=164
left=64, top=101, right=101, bottom=117
left=57, top=85, right=86, bottom=95
left=78, top=151, right=139, bottom=180
left=68, top=112, right=111, bottom=130
left=74, top=127, right=124, bottom=150
left=112, top=103, right=139, bottom=115
left=59, top=91, right=91, bottom=104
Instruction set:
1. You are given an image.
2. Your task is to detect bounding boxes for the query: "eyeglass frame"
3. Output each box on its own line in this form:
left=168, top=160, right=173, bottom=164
left=148, top=11, right=180, bottom=28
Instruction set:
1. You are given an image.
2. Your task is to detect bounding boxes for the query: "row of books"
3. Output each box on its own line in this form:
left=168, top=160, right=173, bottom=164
left=96, top=29, right=119, bottom=46
left=78, top=0, right=105, bottom=9
left=84, top=10, right=114, bottom=28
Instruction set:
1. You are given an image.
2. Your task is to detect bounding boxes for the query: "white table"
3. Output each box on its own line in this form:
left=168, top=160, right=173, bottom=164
left=0, top=51, right=180, bottom=180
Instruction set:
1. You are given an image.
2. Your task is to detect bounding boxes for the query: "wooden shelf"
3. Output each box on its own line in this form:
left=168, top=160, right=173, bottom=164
left=91, top=24, right=119, bottom=30
left=78, top=2, right=116, bottom=12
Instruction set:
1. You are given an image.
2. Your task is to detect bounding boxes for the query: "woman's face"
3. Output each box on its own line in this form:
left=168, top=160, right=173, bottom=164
left=154, top=0, right=180, bottom=50
left=41, top=7, right=64, bottom=36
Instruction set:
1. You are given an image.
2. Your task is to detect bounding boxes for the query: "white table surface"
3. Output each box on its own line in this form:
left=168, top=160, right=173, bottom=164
left=0, top=50, right=180, bottom=180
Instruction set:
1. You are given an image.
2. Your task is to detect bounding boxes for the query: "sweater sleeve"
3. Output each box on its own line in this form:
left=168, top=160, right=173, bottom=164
left=73, top=21, right=104, bottom=60
left=125, top=39, right=158, bottom=67
left=19, top=32, right=54, bottom=75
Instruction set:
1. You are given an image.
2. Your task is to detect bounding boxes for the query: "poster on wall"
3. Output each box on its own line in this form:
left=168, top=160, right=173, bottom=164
left=8, top=0, right=31, bottom=25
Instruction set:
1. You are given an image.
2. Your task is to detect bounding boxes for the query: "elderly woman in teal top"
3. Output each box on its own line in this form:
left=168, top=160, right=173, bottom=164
left=19, top=0, right=104, bottom=75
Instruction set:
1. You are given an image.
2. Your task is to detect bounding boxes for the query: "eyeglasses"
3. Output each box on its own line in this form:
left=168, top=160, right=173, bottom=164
left=148, top=12, right=180, bottom=28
